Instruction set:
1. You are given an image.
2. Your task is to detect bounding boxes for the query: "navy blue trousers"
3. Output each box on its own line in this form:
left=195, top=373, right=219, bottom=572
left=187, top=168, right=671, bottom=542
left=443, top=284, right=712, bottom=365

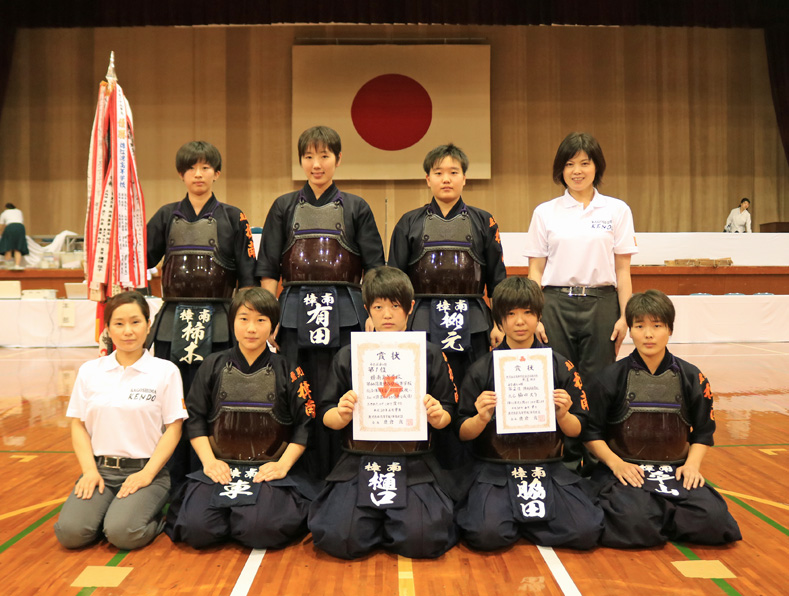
left=308, top=476, right=458, bottom=559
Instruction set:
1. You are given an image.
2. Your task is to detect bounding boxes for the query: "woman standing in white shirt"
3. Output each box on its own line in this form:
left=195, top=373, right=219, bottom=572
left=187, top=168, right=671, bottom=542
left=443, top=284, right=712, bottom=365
left=524, top=132, right=638, bottom=380
left=725, top=198, right=752, bottom=233
left=54, top=291, right=187, bottom=550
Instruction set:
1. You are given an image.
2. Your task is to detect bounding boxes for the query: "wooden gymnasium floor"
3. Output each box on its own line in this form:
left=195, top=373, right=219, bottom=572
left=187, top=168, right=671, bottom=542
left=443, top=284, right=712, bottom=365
left=0, top=342, right=788, bottom=596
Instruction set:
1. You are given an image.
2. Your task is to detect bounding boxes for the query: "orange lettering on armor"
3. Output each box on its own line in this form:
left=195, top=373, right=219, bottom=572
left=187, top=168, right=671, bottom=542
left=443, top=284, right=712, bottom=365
left=573, top=371, right=583, bottom=390
left=298, top=380, right=312, bottom=401
left=247, top=243, right=256, bottom=258
left=565, top=361, right=574, bottom=371
left=698, top=372, right=706, bottom=385
left=239, top=212, right=248, bottom=222
left=290, top=371, right=297, bottom=382
left=579, top=390, right=589, bottom=411
left=703, top=383, right=714, bottom=400
left=305, top=399, right=316, bottom=418
left=495, top=229, right=501, bottom=244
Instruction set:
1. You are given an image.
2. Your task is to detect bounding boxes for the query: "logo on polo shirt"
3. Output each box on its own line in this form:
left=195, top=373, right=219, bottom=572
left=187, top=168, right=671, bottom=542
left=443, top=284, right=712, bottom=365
left=590, top=218, right=613, bottom=231
left=128, top=388, right=157, bottom=402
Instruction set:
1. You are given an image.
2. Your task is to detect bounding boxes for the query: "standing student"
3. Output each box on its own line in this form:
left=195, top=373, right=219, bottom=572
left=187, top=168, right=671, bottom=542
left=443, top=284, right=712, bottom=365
left=169, top=288, right=319, bottom=549
left=583, top=290, right=741, bottom=548
left=256, top=126, right=385, bottom=477
left=388, top=144, right=506, bottom=468
left=388, top=143, right=506, bottom=390
left=455, top=277, right=602, bottom=551
left=308, top=267, right=458, bottom=559
left=146, top=141, right=257, bottom=487
left=54, top=291, right=186, bottom=550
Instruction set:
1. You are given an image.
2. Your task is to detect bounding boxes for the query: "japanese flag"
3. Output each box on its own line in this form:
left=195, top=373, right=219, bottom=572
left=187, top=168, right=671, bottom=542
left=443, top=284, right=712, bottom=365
left=292, top=45, right=491, bottom=180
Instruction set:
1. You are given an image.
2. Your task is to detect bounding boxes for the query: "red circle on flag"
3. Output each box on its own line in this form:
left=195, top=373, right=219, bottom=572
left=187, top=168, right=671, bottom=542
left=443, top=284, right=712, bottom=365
left=351, top=74, right=432, bottom=151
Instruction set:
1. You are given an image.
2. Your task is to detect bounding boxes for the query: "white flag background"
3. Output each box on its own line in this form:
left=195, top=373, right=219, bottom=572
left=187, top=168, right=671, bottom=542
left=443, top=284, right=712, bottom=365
left=292, top=45, right=491, bottom=180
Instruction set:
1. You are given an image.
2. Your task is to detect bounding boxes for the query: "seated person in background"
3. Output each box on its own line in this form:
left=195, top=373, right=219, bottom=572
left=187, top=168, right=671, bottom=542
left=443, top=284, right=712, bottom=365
left=308, top=267, right=458, bottom=559
left=169, top=288, right=319, bottom=549
left=583, top=290, right=742, bottom=548
left=54, top=291, right=186, bottom=550
left=725, top=197, right=752, bottom=233
left=455, top=277, right=603, bottom=551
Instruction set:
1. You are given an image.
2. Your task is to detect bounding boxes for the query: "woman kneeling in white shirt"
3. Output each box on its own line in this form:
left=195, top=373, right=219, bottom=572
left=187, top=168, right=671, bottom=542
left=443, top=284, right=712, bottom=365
left=54, top=291, right=187, bottom=550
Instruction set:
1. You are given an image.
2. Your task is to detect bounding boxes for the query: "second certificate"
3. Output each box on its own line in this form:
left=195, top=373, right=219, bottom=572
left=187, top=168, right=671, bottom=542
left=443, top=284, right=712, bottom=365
left=493, top=348, right=555, bottom=434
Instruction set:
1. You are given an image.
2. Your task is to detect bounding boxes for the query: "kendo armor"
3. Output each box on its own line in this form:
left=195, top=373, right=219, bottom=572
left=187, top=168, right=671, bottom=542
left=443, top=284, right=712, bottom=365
left=281, top=196, right=362, bottom=285
left=473, top=424, right=563, bottom=463
left=408, top=210, right=484, bottom=296
left=162, top=215, right=236, bottom=301
left=209, top=364, right=292, bottom=464
left=606, top=368, right=691, bottom=464
left=342, top=426, right=431, bottom=456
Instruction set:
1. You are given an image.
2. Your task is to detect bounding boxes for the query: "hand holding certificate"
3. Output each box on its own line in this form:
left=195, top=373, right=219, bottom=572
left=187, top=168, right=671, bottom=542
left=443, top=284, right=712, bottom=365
left=351, top=331, right=428, bottom=441
left=493, top=348, right=555, bottom=434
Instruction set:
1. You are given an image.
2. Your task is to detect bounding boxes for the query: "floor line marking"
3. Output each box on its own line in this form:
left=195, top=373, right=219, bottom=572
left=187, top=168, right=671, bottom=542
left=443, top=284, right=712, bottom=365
left=229, top=548, right=266, bottom=596
left=74, top=551, right=130, bottom=596
left=715, top=443, right=789, bottom=448
left=715, top=489, right=789, bottom=511
left=670, top=543, right=741, bottom=595
left=0, top=497, right=67, bottom=521
left=0, top=450, right=74, bottom=454
left=0, top=504, right=62, bottom=554
left=726, top=343, right=789, bottom=355
left=398, top=555, right=415, bottom=596
left=537, top=545, right=581, bottom=596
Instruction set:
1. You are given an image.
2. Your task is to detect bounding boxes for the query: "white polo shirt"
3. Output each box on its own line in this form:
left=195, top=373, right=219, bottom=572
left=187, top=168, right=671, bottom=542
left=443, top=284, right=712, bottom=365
left=524, top=189, right=638, bottom=287
left=67, top=351, right=187, bottom=459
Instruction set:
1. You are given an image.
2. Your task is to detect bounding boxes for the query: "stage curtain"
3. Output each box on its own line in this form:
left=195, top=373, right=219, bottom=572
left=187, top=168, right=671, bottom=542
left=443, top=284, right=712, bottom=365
left=0, top=25, right=787, bottom=242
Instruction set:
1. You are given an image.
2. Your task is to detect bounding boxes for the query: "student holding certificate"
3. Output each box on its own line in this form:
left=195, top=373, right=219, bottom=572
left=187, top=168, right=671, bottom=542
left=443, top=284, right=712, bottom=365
left=308, top=267, right=459, bottom=559
left=455, top=277, right=603, bottom=551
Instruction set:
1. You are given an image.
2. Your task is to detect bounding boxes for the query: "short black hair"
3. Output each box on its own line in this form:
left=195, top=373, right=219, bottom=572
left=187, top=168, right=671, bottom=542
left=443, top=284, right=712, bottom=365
left=104, top=291, right=150, bottom=326
left=552, top=132, right=606, bottom=188
left=298, top=126, right=342, bottom=161
left=625, top=290, right=676, bottom=332
left=740, top=197, right=751, bottom=206
left=490, top=277, right=544, bottom=328
left=361, top=266, right=414, bottom=314
left=175, top=141, right=222, bottom=175
left=422, top=143, right=469, bottom=174
left=230, top=287, right=280, bottom=330
left=5, top=203, right=15, bottom=209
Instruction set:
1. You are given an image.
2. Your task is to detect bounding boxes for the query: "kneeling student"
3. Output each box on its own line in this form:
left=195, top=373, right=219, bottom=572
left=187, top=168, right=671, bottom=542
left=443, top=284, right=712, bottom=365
left=455, top=277, right=603, bottom=551
left=170, top=288, right=319, bottom=549
left=583, top=290, right=742, bottom=548
left=308, top=267, right=458, bottom=559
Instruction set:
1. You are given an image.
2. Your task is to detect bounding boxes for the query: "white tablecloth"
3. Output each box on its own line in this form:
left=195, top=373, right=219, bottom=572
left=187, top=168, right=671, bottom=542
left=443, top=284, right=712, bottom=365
left=0, top=298, right=162, bottom=348
left=501, top=232, right=789, bottom=267
left=621, top=294, right=789, bottom=344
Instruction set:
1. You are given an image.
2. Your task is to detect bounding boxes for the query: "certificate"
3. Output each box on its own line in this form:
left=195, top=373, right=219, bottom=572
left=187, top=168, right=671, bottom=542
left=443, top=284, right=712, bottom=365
left=493, top=348, right=555, bottom=434
left=351, top=331, right=428, bottom=441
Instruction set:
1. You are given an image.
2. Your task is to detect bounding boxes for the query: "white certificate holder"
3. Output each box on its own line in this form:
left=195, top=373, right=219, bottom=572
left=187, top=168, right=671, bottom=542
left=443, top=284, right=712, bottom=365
left=493, top=348, right=555, bottom=434
left=351, top=331, right=428, bottom=441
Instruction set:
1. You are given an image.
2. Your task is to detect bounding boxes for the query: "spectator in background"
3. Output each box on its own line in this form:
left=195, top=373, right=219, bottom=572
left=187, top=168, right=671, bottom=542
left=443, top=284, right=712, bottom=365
left=725, top=198, right=752, bottom=233
left=0, top=203, right=29, bottom=270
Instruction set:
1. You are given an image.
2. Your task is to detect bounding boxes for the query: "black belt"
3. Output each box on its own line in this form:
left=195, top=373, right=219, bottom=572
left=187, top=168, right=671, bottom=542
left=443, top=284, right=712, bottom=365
left=95, top=456, right=150, bottom=470
left=544, top=285, right=616, bottom=297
